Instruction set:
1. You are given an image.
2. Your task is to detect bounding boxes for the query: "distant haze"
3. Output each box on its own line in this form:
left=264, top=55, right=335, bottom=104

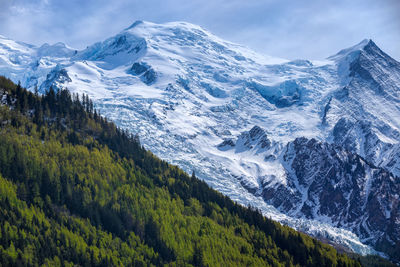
left=0, top=0, right=399, bottom=60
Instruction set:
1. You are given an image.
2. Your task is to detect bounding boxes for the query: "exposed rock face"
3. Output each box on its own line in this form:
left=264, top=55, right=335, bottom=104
left=76, top=32, right=147, bottom=61
left=327, top=40, right=400, bottom=177
left=262, top=137, right=400, bottom=255
left=129, top=62, right=157, bottom=85
left=237, top=126, right=271, bottom=151
left=1, top=22, right=400, bottom=259
left=217, top=138, right=235, bottom=150
left=40, top=67, right=71, bottom=92
left=217, top=126, right=271, bottom=153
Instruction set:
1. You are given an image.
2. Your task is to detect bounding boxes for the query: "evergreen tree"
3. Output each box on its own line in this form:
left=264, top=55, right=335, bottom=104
left=0, top=76, right=391, bottom=266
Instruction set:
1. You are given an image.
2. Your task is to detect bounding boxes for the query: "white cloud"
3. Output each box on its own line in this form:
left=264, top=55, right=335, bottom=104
left=0, top=0, right=398, bottom=60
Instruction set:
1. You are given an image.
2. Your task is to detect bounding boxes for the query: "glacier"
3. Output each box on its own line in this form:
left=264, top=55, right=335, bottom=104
left=1, top=21, right=400, bottom=259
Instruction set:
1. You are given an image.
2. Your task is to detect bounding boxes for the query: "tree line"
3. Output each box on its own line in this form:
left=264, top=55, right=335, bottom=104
left=0, top=76, right=394, bottom=266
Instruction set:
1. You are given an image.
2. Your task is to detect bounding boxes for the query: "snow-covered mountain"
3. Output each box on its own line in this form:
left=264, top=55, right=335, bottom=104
left=1, top=21, right=400, bottom=260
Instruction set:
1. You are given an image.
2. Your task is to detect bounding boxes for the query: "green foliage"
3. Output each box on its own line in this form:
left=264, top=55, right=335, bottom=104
left=0, top=76, right=365, bottom=266
left=349, top=254, right=397, bottom=267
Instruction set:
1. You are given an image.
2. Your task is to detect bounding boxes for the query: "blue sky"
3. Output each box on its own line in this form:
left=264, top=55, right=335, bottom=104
left=0, top=0, right=399, bottom=60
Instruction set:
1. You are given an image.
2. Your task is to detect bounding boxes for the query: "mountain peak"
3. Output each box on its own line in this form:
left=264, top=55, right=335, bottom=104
left=125, top=20, right=144, bottom=30
left=1, top=21, right=400, bottom=259
left=327, top=38, right=399, bottom=83
left=361, top=39, right=386, bottom=57
left=358, top=38, right=374, bottom=48
left=362, top=38, right=376, bottom=48
left=37, top=42, right=75, bottom=58
left=328, top=39, right=374, bottom=61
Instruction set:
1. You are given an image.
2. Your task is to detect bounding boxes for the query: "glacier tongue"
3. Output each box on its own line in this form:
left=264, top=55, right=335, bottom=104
left=1, top=20, right=400, bottom=258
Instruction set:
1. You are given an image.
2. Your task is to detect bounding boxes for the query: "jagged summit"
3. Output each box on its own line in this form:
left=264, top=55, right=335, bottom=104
left=1, top=21, right=400, bottom=259
left=326, top=38, right=400, bottom=90
left=328, top=38, right=373, bottom=60
left=362, top=39, right=380, bottom=52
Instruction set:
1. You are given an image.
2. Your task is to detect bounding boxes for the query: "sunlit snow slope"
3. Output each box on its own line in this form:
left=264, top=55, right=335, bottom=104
left=1, top=21, right=400, bottom=259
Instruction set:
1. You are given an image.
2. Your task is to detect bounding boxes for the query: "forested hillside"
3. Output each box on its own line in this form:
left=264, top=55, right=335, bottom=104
left=0, top=76, right=384, bottom=266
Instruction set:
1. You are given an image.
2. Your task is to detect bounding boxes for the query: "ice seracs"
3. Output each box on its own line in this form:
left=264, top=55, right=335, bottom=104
left=0, top=20, right=399, bottom=260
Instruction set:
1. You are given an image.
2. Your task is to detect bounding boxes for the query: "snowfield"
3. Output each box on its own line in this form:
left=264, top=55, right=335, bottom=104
left=1, top=20, right=400, bottom=258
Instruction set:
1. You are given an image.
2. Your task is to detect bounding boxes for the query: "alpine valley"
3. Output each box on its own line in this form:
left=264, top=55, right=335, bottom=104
left=1, top=20, right=399, bottom=261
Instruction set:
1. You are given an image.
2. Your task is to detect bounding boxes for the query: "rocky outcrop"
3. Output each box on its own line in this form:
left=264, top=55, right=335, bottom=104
left=217, top=126, right=271, bottom=153
left=261, top=137, right=400, bottom=259
left=129, top=62, right=157, bottom=85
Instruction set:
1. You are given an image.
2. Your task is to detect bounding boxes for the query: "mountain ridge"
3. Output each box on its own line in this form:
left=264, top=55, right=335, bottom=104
left=0, top=20, right=399, bottom=260
left=0, top=75, right=373, bottom=266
